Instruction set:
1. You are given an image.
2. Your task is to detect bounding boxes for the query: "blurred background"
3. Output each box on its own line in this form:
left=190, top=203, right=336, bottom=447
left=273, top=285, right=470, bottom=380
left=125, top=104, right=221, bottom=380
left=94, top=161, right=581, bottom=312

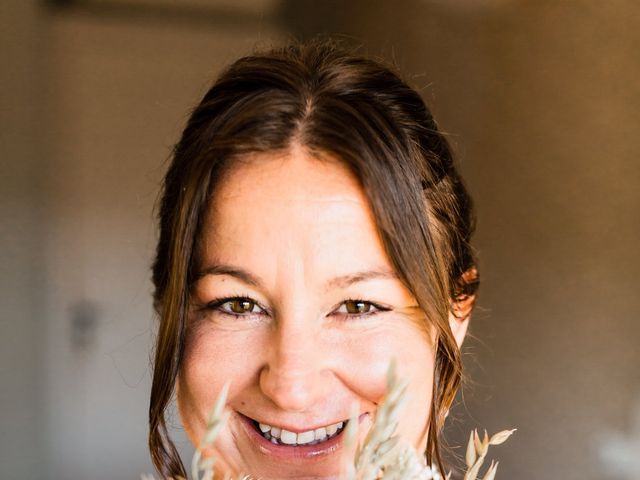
left=2, top=0, right=639, bottom=479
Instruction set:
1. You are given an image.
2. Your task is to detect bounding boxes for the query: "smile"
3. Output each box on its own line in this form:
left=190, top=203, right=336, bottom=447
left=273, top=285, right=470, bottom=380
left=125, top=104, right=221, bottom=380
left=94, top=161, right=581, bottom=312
left=237, top=411, right=371, bottom=462
left=253, top=419, right=348, bottom=446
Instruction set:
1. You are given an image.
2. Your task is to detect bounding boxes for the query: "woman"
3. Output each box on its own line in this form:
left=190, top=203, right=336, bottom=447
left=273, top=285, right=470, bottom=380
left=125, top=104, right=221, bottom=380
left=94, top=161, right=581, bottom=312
left=149, top=39, right=478, bottom=479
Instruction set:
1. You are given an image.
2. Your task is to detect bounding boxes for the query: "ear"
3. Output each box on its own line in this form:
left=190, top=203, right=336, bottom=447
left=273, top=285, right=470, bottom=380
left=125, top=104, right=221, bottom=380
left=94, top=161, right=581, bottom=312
left=448, top=309, right=470, bottom=348
left=449, top=291, right=475, bottom=347
left=449, top=267, right=478, bottom=347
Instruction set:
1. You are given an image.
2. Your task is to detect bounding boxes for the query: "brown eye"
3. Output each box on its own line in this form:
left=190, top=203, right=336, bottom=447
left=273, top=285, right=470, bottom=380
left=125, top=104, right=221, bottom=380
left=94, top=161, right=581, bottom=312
left=336, top=299, right=380, bottom=315
left=344, top=299, right=371, bottom=314
left=332, top=299, right=389, bottom=319
left=230, top=299, right=254, bottom=314
left=212, top=297, right=264, bottom=316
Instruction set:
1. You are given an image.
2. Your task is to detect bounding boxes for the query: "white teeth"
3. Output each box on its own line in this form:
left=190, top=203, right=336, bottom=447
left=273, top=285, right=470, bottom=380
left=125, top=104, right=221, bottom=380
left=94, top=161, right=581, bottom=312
left=258, top=423, right=271, bottom=433
left=280, top=429, right=297, bottom=445
left=296, top=430, right=315, bottom=444
left=256, top=419, right=347, bottom=446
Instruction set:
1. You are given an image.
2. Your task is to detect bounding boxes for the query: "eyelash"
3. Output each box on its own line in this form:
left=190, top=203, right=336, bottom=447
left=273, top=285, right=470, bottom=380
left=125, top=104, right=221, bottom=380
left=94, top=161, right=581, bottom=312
left=335, top=297, right=390, bottom=318
left=201, top=295, right=389, bottom=320
left=202, top=295, right=267, bottom=320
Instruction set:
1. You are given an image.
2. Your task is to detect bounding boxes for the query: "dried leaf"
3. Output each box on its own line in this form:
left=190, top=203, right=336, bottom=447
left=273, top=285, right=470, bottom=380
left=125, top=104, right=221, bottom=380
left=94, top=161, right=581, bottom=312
left=465, top=431, right=476, bottom=468
left=473, top=429, right=483, bottom=456
left=202, top=412, right=229, bottom=445
left=376, top=436, right=400, bottom=458
left=209, top=381, right=230, bottom=423
left=463, top=455, right=484, bottom=480
left=199, top=457, right=215, bottom=471
left=477, top=430, right=489, bottom=457
left=481, top=461, right=499, bottom=480
left=489, top=429, right=517, bottom=446
left=191, top=450, right=203, bottom=480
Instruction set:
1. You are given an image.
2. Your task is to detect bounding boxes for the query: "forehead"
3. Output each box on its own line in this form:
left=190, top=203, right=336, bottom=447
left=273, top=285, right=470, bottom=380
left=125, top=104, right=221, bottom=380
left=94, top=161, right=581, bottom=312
left=214, top=149, right=368, bottom=222
left=199, top=146, right=392, bottom=281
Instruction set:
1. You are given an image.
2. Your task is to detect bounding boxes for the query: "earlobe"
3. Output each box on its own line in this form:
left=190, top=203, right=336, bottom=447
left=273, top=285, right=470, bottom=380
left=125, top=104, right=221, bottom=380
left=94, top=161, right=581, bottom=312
left=448, top=310, right=470, bottom=348
left=449, top=266, right=478, bottom=347
left=449, top=291, right=474, bottom=347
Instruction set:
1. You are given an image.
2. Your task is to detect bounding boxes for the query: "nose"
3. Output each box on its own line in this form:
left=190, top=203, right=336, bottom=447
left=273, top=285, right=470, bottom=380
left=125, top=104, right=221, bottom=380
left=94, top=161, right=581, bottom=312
left=259, top=316, right=330, bottom=412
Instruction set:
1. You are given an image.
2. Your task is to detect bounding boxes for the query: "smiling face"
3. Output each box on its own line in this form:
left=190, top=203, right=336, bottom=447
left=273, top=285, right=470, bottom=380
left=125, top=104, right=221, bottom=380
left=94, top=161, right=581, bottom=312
left=177, top=145, right=437, bottom=479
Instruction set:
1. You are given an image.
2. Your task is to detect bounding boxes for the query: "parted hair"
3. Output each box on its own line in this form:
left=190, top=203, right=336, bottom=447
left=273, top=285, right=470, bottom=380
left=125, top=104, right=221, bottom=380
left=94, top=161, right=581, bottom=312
left=149, top=38, right=478, bottom=478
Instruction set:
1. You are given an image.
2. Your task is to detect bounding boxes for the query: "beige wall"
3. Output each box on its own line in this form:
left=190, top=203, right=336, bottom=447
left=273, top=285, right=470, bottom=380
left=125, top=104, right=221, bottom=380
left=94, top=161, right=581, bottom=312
left=0, top=1, right=46, bottom=478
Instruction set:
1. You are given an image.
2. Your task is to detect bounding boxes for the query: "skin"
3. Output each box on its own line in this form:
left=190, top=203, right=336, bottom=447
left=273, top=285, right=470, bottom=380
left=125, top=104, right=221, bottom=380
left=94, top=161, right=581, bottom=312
left=177, top=144, right=468, bottom=479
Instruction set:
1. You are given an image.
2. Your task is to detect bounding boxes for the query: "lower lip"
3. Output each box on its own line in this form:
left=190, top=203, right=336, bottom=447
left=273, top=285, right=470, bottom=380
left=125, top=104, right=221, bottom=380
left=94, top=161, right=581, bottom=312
left=237, top=412, right=368, bottom=461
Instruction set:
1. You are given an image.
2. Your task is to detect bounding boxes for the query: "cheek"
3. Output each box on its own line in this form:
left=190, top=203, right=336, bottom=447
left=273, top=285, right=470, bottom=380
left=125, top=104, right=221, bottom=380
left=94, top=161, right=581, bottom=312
left=340, top=322, right=435, bottom=447
left=177, top=323, right=265, bottom=443
left=176, top=339, right=215, bottom=444
left=386, top=328, right=435, bottom=450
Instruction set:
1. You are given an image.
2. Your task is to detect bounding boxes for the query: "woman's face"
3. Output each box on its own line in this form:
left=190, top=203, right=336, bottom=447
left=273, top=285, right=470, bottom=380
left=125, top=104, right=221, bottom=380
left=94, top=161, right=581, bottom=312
left=178, top=145, right=437, bottom=479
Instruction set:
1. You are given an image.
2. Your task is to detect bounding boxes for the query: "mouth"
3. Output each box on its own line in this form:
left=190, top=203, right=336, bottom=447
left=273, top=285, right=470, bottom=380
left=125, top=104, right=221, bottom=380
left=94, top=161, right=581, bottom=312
left=252, top=418, right=348, bottom=446
left=237, top=412, right=370, bottom=461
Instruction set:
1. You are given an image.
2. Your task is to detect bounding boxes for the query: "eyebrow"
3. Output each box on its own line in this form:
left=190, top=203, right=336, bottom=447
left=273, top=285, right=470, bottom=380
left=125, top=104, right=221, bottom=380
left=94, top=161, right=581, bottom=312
left=194, top=263, right=399, bottom=291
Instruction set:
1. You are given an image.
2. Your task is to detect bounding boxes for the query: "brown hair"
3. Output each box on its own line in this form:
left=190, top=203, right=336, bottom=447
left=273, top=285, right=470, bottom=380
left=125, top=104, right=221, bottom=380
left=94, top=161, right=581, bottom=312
left=149, top=38, right=478, bottom=478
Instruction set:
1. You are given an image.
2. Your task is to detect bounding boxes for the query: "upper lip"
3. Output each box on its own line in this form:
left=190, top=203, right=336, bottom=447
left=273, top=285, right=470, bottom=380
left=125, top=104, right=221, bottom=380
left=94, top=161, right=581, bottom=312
left=241, top=412, right=355, bottom=433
